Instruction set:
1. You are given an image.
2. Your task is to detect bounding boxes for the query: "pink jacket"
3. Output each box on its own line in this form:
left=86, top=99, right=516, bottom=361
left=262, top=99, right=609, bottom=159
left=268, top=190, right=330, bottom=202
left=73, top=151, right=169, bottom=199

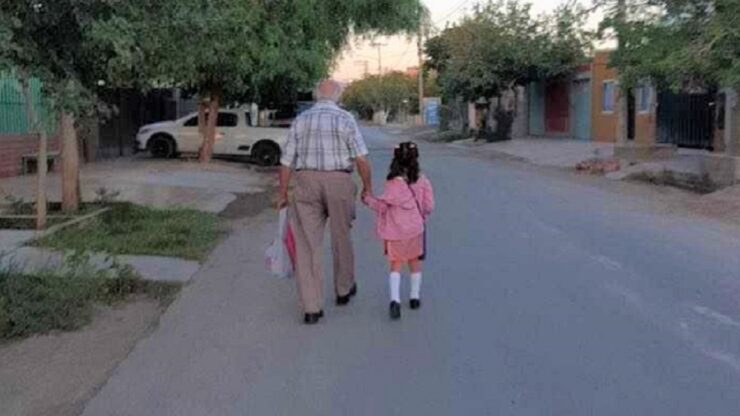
left=363, top=175, right=435, bottom=241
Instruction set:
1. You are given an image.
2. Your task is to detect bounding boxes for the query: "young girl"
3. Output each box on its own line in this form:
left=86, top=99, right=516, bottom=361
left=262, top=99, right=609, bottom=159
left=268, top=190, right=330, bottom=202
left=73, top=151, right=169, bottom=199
left=363, top=142, right=435, bottom=320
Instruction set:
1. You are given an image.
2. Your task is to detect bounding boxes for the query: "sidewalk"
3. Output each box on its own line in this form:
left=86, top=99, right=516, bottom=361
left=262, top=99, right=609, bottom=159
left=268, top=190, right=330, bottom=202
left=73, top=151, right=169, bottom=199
left=0, top=157, right=273, bottom=214
left=449, top=137, right=614, bottom=168
left=0, top=157, right=274, bottom=282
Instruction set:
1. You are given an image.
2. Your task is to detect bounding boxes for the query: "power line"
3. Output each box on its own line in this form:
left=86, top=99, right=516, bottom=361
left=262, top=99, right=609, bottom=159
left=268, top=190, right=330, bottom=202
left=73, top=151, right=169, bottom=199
left=434, top=0, right=472, bottom=25
left=369, top=41, right=387, bottom=74
left=391, top=42, right=414, bottom=72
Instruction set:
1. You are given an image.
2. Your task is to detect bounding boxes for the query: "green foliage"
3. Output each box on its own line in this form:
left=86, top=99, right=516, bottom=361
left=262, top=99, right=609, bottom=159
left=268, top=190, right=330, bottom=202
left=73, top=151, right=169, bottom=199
left=1, top=1, right=423, bottom=115
left=0, top=295, right=9, bottom=336
left=35, top=203, right=224, bottom=261
left=342, top=72, right=418, bottom=119
left=602, top=0, right=740, bottom=90
left=426, top=0, right=592, bottom=101
left=430, top=130, right=470, bottom=143
left=90, top=0, right=424, bottom=104
left=0, top=252, right=180, bottom=339
left=0, top=0, right=120, bottom=115
left=0, top=267, right=99, bottom=338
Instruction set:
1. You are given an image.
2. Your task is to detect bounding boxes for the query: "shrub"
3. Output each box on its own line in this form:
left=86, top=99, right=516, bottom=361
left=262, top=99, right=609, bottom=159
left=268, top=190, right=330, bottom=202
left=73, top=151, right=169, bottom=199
left=0, top=252, right=180, bottom=340
left=429, top=130, right=469, bottom=143
left=0, top=296, right=10, bottom=336
left=0, top=267, right=100, bottom=338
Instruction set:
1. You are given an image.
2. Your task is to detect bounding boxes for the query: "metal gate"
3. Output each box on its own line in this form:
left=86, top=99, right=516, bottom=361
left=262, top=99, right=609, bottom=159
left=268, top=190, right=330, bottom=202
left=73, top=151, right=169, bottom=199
left=571, top=79, right=592, bottom=140
left=545, top=80, right=570, bottom=134
left=657, top=91, right=714, bottom=149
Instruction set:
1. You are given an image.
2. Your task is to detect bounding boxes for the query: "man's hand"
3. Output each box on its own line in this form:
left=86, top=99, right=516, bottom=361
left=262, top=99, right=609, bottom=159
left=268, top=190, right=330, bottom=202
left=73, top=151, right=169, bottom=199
left=355, top=156, right=373, bottom=201
left=277, top=165, right=292, bottom=210
left=275, top=192, right=288, bottom=210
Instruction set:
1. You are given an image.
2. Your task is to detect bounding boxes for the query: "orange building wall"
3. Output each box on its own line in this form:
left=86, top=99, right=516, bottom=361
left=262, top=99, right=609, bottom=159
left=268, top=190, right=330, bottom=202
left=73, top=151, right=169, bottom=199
left=591, top=51, right=618, bottom=143
left=635, top=111, right=656, bottom=145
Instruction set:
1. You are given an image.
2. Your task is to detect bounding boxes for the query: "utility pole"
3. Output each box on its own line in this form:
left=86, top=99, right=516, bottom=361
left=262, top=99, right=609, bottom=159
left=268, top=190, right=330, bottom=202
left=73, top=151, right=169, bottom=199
left=370, top=42, right=387, bottom=75
left=417, top=21, right=425, bottom=125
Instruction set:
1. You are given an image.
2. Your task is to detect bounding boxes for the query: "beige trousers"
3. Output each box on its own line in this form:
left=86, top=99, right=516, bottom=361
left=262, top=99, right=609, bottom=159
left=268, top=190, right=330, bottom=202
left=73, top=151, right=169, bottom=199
left=289, top=171, right=357, bottom=313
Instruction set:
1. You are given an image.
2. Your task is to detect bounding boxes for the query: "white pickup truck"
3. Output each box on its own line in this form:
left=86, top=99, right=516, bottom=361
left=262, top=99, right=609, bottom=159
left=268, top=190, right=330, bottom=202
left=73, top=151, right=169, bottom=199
left=135, top=108, right=288, bottom=166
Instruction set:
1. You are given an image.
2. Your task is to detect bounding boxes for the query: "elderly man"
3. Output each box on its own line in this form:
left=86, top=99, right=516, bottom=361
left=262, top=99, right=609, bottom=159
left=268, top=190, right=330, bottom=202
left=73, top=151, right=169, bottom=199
left=277, top=80, right=373, bottom=325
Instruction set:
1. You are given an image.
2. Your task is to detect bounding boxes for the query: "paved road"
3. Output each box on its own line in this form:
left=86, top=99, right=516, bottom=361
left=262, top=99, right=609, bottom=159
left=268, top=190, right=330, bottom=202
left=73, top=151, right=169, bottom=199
left=84, top=127, right=740, bottom=415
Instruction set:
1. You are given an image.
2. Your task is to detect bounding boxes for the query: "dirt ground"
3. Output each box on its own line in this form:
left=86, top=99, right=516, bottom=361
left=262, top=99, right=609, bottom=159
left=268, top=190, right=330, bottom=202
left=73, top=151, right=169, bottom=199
left=220, top=191, right=274, bottom=220
left=0, top=298, right=163, bottom=416
left=0, top=158, right=277, bottom=416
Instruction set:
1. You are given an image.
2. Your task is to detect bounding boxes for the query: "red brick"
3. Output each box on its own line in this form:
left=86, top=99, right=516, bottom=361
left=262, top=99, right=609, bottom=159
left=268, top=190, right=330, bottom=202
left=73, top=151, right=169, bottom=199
left=0, top=134, right=61, bottom=177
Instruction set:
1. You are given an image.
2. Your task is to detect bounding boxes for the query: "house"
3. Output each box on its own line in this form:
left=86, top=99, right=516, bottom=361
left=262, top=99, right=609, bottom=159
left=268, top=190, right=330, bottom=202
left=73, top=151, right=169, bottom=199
left=0, top=76, right=60, bottom=178
left=527, top=50, right=738, bottom=154
left=1, top=76, right=186, bottom=177
left=527, top=63, right=593, bottom=140
left=527, top=51, right=658, bottom=145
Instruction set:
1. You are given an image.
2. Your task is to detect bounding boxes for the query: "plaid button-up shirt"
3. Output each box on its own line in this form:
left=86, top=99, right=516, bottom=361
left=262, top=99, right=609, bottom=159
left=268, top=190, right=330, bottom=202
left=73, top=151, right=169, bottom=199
left=280, top=101, right=368, bottom=171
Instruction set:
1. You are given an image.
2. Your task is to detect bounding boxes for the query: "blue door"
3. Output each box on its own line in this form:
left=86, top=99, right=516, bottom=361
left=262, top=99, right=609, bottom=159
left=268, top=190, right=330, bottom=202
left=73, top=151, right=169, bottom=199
left=528, top=82, right=545, bottom=136
left=571, top=79, right=592, bottom=140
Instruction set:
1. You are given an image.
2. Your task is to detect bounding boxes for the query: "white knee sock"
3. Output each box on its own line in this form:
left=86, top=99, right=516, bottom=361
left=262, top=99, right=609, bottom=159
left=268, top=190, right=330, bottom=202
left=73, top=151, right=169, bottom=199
left=389, top=272, right=401, bottom=303
left=410, top=272, right=422, bottom=300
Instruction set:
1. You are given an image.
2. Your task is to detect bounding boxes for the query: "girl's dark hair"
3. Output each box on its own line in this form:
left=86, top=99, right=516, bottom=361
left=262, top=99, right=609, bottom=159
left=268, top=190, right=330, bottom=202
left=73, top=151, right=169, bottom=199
left=387, top=141, right=420, bottom=183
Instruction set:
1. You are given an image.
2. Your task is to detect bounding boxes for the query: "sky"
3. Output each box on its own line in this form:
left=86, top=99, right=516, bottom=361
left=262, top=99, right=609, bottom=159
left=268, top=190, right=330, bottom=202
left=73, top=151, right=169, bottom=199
left=331, top=0, right=602, bottom=83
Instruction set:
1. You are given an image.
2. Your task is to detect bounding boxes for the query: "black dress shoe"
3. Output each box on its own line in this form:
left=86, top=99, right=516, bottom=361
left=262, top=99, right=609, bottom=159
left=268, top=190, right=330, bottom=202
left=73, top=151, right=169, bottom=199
left=410, top=299, right=421, bottom=310
left=389, top=301, right=401, bottom=320
left=336, top=284, right=358, bottom=306
left=304, top=310, right=324, bottom=325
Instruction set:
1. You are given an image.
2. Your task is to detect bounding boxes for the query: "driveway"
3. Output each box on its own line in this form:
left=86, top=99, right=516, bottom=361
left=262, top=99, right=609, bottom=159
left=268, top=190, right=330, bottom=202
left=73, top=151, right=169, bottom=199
left=82, top=127, right=740, bottom=415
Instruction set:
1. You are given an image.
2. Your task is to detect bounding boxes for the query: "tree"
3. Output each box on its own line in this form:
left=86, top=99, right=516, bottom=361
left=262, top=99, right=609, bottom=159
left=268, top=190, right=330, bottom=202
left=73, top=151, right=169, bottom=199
left=426, top=0, right=592, bottom=140
left=600, top=0, right=740, bottom=90
left=93, top=0, right=425, bottom=162
left=342, top=72, right=418, bottom=123
left=0, top=1, right=115, bottom=214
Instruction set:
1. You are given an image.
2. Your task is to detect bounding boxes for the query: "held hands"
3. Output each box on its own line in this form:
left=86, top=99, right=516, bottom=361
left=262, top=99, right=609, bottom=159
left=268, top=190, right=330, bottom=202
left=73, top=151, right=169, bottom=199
left=360, top=188, right=373, bottom=205
left=275, top=192, right=288, bottom=210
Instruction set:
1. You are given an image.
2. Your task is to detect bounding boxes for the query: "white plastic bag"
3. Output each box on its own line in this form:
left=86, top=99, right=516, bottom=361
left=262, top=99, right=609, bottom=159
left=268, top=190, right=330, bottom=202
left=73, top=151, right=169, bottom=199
left=265, top=208, right=293, bottom=279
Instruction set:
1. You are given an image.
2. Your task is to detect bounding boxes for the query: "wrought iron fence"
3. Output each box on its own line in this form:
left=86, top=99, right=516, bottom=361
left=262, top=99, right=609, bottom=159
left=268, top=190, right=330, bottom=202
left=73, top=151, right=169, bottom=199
left=657, top=91, right=715, bottom=149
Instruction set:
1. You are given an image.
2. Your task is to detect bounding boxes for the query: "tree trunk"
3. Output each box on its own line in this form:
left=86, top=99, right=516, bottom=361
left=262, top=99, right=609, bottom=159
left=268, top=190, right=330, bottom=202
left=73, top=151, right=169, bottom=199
left=61, top=112, right=81, bottom=212
left=20, top=75, right=48, bottom=229
left=197, top=96, right=207, bottom=138
left=616, top=87, right=628, bottom=144
left=199, top=88, right=220, bottom=163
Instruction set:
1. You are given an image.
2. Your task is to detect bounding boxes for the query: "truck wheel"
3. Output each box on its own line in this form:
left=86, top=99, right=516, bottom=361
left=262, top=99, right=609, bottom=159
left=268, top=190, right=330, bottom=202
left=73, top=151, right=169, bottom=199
left=149, top=135, right=176, bottom=159
left=253, top=142, right=280, bottom=166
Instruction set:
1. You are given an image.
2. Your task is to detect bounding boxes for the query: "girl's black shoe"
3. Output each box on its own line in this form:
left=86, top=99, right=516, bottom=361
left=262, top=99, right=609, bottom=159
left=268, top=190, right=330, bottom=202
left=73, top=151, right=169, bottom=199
left=389, top=301, right=401, bottom=320
left=410, top=299, right=421, bottom=310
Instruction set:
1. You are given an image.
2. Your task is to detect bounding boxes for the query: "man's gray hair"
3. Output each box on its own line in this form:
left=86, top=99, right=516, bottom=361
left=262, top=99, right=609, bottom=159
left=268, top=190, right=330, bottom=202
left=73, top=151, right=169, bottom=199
left=314, top=80, right=344, bottom=102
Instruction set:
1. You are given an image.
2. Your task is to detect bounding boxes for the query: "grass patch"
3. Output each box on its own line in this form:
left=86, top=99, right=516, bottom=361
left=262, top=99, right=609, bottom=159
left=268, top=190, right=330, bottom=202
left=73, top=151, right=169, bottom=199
left=428, top=130, right=471, bottom=143
left=34, top=203, right=225, bottom=261
left=0, top=253, right=180, bottom=340
left=629, top=170, right=720, bottom=194
left=0, top=217, right=68, bottom=230
left=0, top=201, right=107, bottom=230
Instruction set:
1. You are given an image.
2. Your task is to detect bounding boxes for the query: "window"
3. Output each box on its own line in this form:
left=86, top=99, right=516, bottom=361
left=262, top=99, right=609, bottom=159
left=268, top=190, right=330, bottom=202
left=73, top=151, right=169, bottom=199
left=184, top=116, right=198, bottom=127
left=636, top=84, right=651, bottom=113
left=245, top=112, right=252, bottom=127
left=602, top=81, right=616, bottom=113
left=217, top=112, right=238, bottom=127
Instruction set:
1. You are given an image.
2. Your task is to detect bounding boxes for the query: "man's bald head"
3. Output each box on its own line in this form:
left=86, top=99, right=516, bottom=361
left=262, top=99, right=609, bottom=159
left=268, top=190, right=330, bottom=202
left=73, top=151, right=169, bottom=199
left=315, top=79, right=343, bottom=103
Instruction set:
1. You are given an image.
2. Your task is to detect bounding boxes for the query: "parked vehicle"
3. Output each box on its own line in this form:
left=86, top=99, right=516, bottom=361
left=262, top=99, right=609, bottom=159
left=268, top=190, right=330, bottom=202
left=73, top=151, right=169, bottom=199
left=135, top=108, right=287, bottom=166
